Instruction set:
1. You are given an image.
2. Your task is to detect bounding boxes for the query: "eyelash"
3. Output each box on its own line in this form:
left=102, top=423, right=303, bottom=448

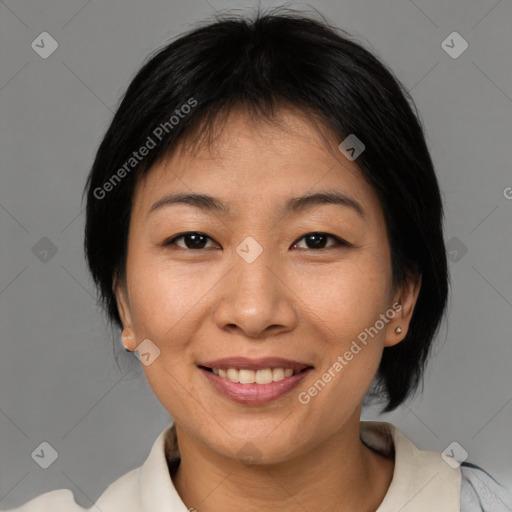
left=163, top=232, right=351, bottom=251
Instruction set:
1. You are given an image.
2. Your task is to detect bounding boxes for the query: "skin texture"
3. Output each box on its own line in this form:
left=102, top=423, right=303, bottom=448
left=115, top=107, right=421, bottom=512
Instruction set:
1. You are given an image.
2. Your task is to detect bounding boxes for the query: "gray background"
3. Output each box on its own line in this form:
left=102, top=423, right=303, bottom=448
left=1, top=0, right=511, bottom=508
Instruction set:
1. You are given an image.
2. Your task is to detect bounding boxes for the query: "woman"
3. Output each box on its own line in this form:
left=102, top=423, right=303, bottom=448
left=5, top=8, right=511, bottom=512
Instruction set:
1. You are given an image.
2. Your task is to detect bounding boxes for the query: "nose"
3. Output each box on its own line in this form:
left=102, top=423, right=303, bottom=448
left=213, top=249, right=298, bottom=339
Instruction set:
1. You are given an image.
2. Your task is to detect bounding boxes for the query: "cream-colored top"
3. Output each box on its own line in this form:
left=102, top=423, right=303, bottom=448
left=2, top=421, right=464, bottom=511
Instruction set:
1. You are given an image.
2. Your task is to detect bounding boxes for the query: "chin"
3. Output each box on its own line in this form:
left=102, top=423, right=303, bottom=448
left=205, top=427, right=305, bottom=466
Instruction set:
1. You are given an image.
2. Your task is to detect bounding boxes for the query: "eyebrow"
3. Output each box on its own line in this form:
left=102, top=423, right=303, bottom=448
left=147, top=190, right=365, bottom=218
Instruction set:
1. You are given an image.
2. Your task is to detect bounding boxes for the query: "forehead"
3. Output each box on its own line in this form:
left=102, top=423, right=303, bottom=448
left=131, top=107, right=381, bottom=221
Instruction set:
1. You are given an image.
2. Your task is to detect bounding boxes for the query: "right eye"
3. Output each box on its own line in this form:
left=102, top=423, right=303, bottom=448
left=163, top=232, right=220, bottom=250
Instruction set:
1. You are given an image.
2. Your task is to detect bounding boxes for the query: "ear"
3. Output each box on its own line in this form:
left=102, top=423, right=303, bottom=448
left=112, top=272, right=136, bottom=351
left=384, top=272, right=422, bottom=348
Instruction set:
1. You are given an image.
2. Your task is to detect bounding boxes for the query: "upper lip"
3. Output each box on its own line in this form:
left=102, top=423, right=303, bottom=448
left=198, top=357, right=313, bottom=372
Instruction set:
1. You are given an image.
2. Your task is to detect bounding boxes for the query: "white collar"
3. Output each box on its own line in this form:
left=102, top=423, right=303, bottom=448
left=360, top=422, right=461, bottom=511
left=101, top=421, right=461, bottom=511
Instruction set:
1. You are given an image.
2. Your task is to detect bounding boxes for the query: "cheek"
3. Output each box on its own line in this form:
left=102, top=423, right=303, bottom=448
left=126, top=258, right=207, bottom=413
left=292, top=252, right=392, bottom=406
left=295, top=252, right=392, bottom=339
left=126, top=256, right=212, bottom=343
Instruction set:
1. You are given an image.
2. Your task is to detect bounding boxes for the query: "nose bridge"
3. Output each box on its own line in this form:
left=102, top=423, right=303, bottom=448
left=232, top=240, right=279, bottom=308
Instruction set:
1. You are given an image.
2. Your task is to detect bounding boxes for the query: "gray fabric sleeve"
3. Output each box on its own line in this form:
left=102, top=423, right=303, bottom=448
left=460, top=462, right=512, bottom=512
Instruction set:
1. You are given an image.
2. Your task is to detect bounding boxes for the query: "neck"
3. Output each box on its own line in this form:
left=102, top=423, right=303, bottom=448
left=171, top=416, right=394, bottom=512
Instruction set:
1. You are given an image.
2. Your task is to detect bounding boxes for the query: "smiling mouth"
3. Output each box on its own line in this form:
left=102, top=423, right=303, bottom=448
left=199, top=365, right=313, bottom=384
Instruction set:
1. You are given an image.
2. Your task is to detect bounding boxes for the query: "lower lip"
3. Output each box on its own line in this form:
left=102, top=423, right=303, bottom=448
left=199, top=367, right=312, bottom=405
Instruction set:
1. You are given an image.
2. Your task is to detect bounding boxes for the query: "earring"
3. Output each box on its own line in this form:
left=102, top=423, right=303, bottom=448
left=121, top=332, right=133, bottom=352
left=395, top=326, right=402, bottom=334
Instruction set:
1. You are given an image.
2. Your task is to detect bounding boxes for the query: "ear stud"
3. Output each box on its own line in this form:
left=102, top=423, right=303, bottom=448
left=121, top=333, right=133, bottom=352
left=395, top=326, right=402, bottom=334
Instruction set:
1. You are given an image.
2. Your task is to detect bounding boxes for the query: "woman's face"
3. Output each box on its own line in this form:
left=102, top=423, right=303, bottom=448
left=115, top=108, right=419, bottom=464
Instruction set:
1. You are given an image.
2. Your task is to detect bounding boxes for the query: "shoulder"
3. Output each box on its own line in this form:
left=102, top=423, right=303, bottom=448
left=1, top=489, right=86, bottom=512
left=460, top=462, right=512, bottom=512
left=2, top=423, right=178, bottom=512
left=361, top=421, right=512, bottom=512
left=1, top=468, right=141, bottom=512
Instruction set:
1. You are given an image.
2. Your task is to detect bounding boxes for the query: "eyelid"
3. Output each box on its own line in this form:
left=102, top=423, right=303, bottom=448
left=163, top=232, right=219, bottom=249
left=163, top=231, right=352, bottom=251
left=290, top=233, right=352, bottom=250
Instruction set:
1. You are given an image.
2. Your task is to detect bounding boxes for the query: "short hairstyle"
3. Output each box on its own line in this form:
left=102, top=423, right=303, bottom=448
left=83, top=7, right=449, bottom=412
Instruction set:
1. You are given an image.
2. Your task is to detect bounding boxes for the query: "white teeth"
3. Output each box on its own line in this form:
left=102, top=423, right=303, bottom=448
left=272, top=368, right=284, bottom=381
left=226, top=368, right=239, bottom=383
left=238, top=369, right=255, bottom=384
left=255, top=368, right=273, bottom=384
left=211, top=367, right=300, bottom=384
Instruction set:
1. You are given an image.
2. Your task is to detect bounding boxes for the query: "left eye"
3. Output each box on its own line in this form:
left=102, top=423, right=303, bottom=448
left=291, top=232, right=349, bottom=250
